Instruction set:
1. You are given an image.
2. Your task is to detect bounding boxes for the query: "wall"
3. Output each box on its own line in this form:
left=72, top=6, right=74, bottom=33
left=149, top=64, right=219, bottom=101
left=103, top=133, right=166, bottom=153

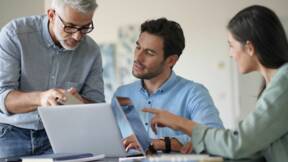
left=2, top=0, right=287, bottom=130
left=44, top=0, right=288, bottom=128
left=0, top=0, right=44, bottom=28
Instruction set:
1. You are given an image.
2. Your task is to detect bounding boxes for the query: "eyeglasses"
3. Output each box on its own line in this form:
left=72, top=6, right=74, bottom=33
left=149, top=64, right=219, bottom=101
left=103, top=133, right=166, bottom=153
left=57, top=14, right=94, bottom=34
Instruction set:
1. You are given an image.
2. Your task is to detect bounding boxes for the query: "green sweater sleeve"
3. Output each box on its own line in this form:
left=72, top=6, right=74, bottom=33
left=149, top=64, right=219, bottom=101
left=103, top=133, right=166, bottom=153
left=191, top=67, right=288, bottom=159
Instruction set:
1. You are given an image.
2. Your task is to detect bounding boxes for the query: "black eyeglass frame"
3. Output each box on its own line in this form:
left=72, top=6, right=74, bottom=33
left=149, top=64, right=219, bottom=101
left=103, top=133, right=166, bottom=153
left=56, top=13, right=94, bottom=34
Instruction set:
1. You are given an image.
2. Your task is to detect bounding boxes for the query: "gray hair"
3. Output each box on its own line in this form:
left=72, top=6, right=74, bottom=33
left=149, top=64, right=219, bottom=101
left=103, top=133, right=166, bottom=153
left=52, top=0, right=98, bottom=14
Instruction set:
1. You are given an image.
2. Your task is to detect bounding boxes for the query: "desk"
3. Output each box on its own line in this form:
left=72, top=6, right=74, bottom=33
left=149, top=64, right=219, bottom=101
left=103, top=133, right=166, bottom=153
left=0, top=156, right=266, bottom=162
left=99, top=157, right=265, bottom=162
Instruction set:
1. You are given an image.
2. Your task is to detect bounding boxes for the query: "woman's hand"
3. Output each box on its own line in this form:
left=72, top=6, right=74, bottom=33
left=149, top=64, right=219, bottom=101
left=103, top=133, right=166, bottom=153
left=142, top=108, right=198, bottom=136
left=142, top=108, right=182, bottom=133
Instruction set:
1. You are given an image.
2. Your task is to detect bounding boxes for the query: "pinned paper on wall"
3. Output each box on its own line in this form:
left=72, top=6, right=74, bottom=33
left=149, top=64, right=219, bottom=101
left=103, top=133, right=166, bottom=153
left=100, top=24, right=139, bottom=101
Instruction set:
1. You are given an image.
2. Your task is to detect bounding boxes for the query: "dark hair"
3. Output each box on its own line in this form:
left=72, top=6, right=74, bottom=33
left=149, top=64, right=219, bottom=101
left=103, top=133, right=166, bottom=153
left=227, top=5, right=288, bottom=68
left=140, top=17, right=185, bottom=59
left=227, top=5, right=288, bottom=97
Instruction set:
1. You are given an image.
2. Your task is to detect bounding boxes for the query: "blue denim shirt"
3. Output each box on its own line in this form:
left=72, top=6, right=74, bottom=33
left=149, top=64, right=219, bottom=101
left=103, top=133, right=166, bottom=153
left=0, top=15, right=105, bottom=130
left=112, top=72, right=223, bottom=144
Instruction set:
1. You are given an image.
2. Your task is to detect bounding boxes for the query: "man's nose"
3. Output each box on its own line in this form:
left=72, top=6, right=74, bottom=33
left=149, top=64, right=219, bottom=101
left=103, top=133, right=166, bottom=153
left=135, top=50, right=144, bottom=61
left=72, top=31, right=83, bottom=41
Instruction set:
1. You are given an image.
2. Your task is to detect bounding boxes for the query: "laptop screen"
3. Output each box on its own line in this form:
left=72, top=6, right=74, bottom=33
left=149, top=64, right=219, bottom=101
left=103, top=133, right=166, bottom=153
left=112, top=97, right=151, bottom=152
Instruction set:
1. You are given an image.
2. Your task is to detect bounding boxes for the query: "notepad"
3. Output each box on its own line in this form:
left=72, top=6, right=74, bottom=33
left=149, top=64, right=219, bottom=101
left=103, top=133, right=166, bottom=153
left=21, top=153, right=105, bottom=162
left=57, top=92, right=83, bottom=105
left=64, top=92, right=83, bottom=105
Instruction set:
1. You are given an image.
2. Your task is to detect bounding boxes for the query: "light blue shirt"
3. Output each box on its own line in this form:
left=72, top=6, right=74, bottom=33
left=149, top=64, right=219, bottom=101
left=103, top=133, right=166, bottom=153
left=0, top=15, right=105, bottom=130
left=113, top=71, right=223, bottom=144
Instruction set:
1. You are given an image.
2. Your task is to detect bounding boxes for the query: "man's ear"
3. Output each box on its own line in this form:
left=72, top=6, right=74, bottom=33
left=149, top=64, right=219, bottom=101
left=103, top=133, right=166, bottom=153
left=47, top=9, right=56, bottom=23
left=245, top=41, right=255, bottom=57
left=166, top=54, right=179, bottom=68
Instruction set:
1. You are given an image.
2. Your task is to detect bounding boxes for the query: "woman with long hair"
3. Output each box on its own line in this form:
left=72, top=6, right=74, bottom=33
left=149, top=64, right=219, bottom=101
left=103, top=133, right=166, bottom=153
left=143, top=5, right=288, bottom=162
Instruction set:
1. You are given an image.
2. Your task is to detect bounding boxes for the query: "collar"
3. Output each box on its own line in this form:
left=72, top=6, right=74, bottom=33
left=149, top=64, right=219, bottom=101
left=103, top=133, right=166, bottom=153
left=269, top=63, right=288, bottom=86
left=137, top=71, right=178, bottom=94
left=42, top=16, right=55, bottom=49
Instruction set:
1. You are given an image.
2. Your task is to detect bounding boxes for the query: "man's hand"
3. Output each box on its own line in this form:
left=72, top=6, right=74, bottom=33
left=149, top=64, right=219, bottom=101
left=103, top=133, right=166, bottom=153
left=39, top=88, right=66, bottom=106
left=152, top=138, right=183, bottom=152
left=40, top=88, right=89, bottom=106
left=5, top=87, right=86, bottom=113
left=122, top=135, right=141, bottom=152
left=180, top=141, right=193, bottom=154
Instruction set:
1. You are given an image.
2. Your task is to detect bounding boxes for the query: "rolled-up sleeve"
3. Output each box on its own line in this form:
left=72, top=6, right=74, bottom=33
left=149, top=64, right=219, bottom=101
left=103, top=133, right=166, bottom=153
left=0, top=24, right=21, bottom=115
left=170, top=83, right=223, bottom=145
left=188, top=84, right=224, bottom=128
left=0, top=89, right=14, bottom=114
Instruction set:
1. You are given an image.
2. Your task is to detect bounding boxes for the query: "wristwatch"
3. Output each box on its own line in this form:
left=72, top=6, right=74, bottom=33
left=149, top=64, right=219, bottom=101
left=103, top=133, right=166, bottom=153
left=163, top=137, right=171, bottom=153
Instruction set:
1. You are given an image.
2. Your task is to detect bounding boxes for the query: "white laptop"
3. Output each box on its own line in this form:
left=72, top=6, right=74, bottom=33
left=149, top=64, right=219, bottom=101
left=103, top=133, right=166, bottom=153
left=38, top=99, right=151, bottom=157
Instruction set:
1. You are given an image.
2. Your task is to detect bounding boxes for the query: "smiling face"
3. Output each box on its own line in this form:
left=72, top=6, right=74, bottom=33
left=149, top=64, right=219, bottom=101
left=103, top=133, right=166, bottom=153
left=48, top=5, right=94, bottom=50
left=132, top=32, right=176, bottom=80
left=228, top=31, right=259, bottom=74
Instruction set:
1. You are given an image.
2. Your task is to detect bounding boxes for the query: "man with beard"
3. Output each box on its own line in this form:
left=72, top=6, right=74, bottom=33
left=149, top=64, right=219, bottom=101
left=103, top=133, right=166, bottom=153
left=112, top=18, right=223, bottom=153
left=0, top=0, right=104, bottom=158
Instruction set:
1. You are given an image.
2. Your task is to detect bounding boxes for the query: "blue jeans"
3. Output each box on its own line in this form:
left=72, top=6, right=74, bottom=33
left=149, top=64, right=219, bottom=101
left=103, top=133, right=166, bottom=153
left=0, top=123, right=53, bottom=158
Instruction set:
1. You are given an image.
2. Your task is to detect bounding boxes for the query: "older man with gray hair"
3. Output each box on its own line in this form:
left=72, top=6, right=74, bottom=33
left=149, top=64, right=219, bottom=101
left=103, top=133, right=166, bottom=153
left=0, top=0, right=104, bottom=158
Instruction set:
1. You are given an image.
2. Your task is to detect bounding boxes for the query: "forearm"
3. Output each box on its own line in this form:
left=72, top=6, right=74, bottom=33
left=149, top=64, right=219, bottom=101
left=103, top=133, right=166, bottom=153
left=5, top=90, right=41, bottom=113
left=171, top=138, right=184, bottom=151
left=174, top=117, right=196, bottom=137
left=192, top=105, right=288, bottom=158
left=192, top=125, right=263, bottom=159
